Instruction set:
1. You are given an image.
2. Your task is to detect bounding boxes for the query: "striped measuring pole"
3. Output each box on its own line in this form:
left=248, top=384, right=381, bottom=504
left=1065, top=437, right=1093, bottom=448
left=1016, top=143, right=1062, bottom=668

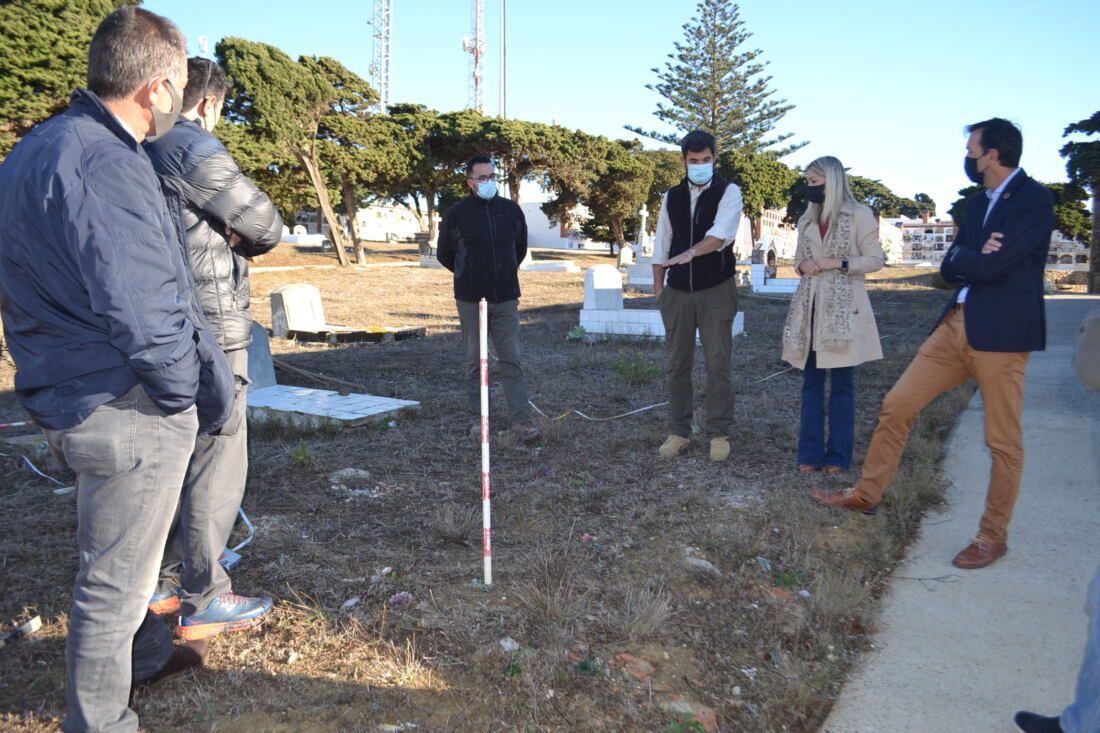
left=479, top=298, right=493, bottom=586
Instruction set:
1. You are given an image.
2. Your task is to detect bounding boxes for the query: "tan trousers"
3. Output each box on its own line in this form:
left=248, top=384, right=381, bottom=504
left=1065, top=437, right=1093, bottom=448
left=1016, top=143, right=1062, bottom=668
left=855, top=308, right=1030, bottom=544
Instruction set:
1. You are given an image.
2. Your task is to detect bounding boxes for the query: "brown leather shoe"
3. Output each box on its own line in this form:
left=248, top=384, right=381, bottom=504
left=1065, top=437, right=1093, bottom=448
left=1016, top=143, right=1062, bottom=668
left=810, top=487, right=878, bottom=515
left=952, top=539, right=1007, bottom=569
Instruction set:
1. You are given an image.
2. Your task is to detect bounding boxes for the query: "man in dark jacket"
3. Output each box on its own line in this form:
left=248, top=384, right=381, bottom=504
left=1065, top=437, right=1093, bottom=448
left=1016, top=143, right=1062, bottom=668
left=437, top=155, right=539, bottom=441
left=0, top=8, right=232, bottom=732
left=144, top=57, right=281, bottom=639
left=813, top=118, right=1055, bottom=570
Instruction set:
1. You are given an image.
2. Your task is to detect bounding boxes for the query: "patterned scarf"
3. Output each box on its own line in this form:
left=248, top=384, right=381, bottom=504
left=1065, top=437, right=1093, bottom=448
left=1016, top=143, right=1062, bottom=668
left=782, top=210, right=855, bottom=356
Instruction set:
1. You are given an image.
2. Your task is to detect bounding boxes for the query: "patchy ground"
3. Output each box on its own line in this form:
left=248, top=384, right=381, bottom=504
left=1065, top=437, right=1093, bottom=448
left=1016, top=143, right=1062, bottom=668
left=0, top=247, right=972, bottom=732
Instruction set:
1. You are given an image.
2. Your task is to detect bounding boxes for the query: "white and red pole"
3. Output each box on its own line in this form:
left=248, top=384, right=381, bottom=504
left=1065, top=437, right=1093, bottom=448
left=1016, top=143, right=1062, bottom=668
left=479, top=298, right=493, bottom=586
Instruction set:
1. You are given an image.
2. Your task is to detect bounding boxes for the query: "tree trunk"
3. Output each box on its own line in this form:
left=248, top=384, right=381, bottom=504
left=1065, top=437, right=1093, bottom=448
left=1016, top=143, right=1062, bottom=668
left=341, top=176, right=367, bottom=264
left=508, top=171, right=521, bottom=203
left=1090, top=181, right=1099, bottom=294
left=297, top=148, right=351, bottom=267
left=424, top=190, right=437, bottom=257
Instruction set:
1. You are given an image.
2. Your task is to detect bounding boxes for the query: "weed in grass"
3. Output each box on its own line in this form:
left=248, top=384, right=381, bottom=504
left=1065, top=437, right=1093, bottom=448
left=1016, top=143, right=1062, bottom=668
left=513, top=537, right=593, bottom=644
left=666, top=718, right=708, bottom=733
left=429, top=502, right=479, bottom=545
left=611, top=352, right=662, bottom=386
left=615, top=586, right=673, bottom=640
left=290, top=440, right=314, bottom=469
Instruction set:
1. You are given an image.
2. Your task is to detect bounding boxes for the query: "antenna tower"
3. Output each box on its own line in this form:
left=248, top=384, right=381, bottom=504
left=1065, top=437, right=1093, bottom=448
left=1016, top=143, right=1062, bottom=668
left=462, top=0, right=485, bottom=113
left=370, top=0, right=393, bottom=112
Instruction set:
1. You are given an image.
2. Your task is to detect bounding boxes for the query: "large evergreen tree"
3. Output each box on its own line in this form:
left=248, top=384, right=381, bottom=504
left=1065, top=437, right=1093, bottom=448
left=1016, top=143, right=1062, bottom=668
left=0, top=0, right=134, bottom=157
left=1061, top=111, right=1100, bottom=293
left=627, top=0, right=801, bottom=155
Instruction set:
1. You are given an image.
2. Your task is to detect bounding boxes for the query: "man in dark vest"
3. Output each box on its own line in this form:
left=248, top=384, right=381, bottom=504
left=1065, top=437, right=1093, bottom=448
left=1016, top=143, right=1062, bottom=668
left=651, top=130, right=744, bottom=461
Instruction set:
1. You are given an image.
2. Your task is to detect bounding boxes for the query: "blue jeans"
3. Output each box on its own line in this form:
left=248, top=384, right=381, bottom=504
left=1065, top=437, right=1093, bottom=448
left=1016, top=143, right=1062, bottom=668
left=1062, top=566, right=1100, bottom=733
left=798, top=350, right=855, bottom=470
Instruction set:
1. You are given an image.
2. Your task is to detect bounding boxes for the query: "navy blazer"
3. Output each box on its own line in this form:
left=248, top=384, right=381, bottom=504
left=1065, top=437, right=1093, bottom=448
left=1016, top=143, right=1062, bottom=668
left=938, top=169, right=1054, bottom=352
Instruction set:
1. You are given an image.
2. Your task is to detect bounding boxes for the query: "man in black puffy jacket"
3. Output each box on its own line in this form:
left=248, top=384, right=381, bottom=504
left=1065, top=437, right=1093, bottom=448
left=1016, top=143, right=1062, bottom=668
left=437, top=155, right=540, bottom=442
left=144, top=57, right=282, bottom=640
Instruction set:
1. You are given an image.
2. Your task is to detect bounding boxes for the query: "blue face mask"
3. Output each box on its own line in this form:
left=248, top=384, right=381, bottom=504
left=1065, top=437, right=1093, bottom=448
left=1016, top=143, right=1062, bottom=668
left=687, top=163, right=713, bottom=186
left=477, top=180, right=498, bottom=200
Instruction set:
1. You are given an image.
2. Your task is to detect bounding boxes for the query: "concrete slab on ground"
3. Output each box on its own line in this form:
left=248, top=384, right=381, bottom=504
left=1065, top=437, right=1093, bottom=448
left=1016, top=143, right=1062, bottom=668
left=822, top=296, right=1100, bottom=733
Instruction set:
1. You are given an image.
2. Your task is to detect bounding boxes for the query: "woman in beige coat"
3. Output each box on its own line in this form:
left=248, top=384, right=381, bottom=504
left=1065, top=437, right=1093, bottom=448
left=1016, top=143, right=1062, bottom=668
left=782, top=156, right=885, bottom=474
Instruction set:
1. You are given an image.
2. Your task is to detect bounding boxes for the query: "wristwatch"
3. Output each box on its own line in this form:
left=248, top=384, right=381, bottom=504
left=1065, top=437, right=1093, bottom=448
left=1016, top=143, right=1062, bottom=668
left=841, top=259, right=849, bottom=272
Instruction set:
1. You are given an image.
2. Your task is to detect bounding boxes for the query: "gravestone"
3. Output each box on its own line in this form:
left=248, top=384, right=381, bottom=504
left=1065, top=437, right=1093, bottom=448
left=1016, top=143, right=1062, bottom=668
left=244, top=322, right=420, bottom=429
left=246, top=322, right=277, bottom=389
left=580, top=265, right=745, bottom=341
left=583, top=265, right=624, bottom=311
left=617, top=244, right=635, bottom=267
left=292, top=224, right=308, bottom=236
left=270, top=283, right=326, bottom=338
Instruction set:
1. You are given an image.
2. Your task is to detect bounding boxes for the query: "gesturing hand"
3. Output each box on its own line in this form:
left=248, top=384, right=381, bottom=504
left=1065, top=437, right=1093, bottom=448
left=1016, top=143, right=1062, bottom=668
left=665, top=249, right=694, bottom=267
left=981, top=232, right=1004, bottom=255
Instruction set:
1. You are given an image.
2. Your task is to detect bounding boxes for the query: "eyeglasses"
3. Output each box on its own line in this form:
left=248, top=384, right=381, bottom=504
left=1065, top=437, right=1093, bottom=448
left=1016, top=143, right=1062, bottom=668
left=468, top=175, right=495, bottom=183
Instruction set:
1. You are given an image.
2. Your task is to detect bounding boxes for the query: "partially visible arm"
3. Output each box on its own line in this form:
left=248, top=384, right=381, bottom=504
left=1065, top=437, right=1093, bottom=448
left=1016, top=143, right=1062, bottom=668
left=651, top=192, right=671, bottom=296
left=940, top=208, right=973, bottom=284
left=436, top=208, right=456, bottom=272
left=941, top=198, right=1053, bottom=283
left=514, top=203, right=528, bottom=268
left=845, top=206, right=885, bottom=275
left=187, top=146, right=283, bottom=257
left=73, top=152, right=200, bottom=413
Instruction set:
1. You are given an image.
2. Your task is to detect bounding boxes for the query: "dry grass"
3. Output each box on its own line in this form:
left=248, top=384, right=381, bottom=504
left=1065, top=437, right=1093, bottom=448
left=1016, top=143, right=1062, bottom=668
left=0, top=260, right=975, bottom=732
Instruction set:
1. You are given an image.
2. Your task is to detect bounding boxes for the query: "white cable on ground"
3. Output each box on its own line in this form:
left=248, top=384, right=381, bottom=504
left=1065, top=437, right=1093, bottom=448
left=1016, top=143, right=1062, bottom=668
left=22, top=455, right=68, bottom=488
left=528, top=399, right=669, bottom=423
left=230, top=508, right=255, bottom=552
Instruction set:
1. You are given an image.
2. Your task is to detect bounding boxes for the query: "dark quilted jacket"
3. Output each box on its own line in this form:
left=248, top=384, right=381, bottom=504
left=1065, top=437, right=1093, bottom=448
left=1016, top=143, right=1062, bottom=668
left=146, top=119, right=282, bottom=352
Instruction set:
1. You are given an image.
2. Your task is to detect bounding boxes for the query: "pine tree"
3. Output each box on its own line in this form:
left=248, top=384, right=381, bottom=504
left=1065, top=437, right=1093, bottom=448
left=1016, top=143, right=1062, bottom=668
left=0, top=0, right=133, bottom=157
left=627, top=0, right=802, bottom=155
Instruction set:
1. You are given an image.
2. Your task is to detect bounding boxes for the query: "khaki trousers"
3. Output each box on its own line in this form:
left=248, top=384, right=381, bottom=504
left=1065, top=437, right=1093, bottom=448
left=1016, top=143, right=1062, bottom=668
left=855, top=308, right=1030, bottom=544
left=658, top=278, right=739, bottom=437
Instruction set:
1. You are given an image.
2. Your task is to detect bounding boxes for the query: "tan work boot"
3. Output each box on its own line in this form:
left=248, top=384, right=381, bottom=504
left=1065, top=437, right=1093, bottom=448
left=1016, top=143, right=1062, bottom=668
left=658, top=435, right=691, bottom=458
left=709, top=436, right=731, bottom=462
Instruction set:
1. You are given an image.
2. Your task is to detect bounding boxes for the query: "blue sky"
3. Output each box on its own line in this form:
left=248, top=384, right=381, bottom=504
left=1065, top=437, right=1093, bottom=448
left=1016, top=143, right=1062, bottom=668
left=146, top=0, right=1098, bottom=215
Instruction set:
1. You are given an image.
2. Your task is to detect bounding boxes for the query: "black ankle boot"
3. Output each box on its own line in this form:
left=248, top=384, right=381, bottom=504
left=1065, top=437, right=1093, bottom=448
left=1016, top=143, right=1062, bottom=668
left=1014, top=711, right=1063, bottom=733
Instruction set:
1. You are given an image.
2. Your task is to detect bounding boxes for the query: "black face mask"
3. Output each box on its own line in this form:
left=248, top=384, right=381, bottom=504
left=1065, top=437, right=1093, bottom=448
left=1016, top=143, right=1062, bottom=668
left=964, top=154, right=985, bottom=185
left=806, top=184, right=825, bottom=204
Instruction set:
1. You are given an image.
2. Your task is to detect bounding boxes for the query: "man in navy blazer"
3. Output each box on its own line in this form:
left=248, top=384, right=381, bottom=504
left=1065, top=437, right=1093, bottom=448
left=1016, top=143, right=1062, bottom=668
left=812, top=118, right=1054, bottom=570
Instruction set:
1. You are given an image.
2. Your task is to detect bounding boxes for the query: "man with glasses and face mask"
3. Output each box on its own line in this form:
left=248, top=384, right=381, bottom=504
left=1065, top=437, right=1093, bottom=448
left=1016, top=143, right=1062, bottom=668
left=144, top=57, right=281, bottom=641
left=436, top=155, right=540, bottom=442
left=0, top=8, right=233, bottom=732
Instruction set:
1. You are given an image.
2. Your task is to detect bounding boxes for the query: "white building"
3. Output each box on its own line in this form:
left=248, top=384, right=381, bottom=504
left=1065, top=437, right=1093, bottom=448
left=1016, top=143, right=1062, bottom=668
left=353, top=204, right=422, bottom=243
left=758, top=208, right=798, bottom=259
left=519, top=201, right=603, bottom=250
left=1047, top=230, right=1090, bottom=270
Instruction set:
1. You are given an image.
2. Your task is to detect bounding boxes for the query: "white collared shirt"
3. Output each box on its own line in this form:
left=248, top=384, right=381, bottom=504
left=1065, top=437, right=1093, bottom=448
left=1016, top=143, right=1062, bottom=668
left=958, top=168, right=1021, bottom=304
left=109, top=110, right=140, bottom=143
left=652, top=180, right=743, bottom=266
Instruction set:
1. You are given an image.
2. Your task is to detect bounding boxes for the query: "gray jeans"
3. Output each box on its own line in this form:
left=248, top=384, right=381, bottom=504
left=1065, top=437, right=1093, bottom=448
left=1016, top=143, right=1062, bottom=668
left=161, top=349, right=249, bottom=616
left=456, top=298, right=530, bottom=424
left=44, top=385, right=198, bottom=733
left=658, top=278, right=738, bottom=437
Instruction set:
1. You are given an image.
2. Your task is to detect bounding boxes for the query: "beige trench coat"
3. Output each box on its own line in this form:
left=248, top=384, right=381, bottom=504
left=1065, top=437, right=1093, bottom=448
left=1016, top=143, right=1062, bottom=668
left=782, top=202, right=885, bottom=370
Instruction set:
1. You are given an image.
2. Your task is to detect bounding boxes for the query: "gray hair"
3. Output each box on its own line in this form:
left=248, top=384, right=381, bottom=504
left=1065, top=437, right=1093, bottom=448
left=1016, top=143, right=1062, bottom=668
left=87, top=6, right=186, bottom=100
